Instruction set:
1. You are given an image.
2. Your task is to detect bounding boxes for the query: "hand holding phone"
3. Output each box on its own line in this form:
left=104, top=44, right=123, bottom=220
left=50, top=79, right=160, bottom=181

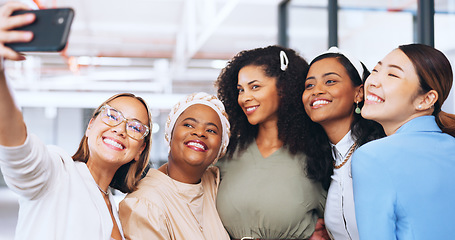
left=5, top=8, right=74, bottom=52
left=0, top=2, right=35, bottom=61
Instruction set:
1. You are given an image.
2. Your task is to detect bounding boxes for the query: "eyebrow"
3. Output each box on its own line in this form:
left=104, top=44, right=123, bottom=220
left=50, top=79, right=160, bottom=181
left=237, top=80, right=259, bottom=87
left=306, top=72, right=341, bottom=81
left=324, top=72, right=341, bottom=77
left=182, top=117, right=220, bottom=131
left=388, top=64, right=404, bottom=72
left=106, top=105, right=144, bottom=123
left=377, top=61, right=404, bottom=72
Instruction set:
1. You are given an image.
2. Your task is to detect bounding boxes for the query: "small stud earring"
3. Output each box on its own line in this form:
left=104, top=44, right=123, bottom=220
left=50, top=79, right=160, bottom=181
left=418, top=105, right=422, bottom=109
left=355, top=101, right=361, bottom=114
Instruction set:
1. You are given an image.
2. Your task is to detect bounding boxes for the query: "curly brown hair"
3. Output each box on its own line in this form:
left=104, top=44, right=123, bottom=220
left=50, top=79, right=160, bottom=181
left=215, top=45, right=309, bottom=161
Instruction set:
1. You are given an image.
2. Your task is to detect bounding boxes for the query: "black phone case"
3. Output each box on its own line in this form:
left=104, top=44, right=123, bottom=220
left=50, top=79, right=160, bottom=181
left=5, top=8, right=74, bottom=52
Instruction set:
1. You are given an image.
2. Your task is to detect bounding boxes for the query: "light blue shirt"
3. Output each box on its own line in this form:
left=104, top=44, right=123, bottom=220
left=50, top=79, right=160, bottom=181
left=352, top=116, right=455, bottom=240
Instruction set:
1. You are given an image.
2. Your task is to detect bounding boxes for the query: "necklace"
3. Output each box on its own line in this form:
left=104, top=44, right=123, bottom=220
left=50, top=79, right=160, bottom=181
left=188, top=201, right=204, bottom=232
left=333, top=142, right=357, bottom=169
left=96, top=183, right=109, bottom=196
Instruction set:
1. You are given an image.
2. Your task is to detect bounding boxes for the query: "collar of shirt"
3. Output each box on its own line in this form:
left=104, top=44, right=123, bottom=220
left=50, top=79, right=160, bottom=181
left=330, top=131, right=356, bottom=165
left=395, top=115, right=441, bottom=134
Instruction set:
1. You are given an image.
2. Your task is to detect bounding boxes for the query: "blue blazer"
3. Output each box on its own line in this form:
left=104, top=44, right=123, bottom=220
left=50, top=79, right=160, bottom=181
left=352, top=116, right=455, bottom=240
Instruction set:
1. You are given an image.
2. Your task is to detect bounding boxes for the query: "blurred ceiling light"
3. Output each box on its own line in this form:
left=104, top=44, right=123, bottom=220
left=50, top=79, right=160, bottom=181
left=211, top=60, right=228, bottom=69
left=77, top=56, right=133, bottom=66
left=77, top=56, right=92, bottom=65
left=152, top=122, right=160, bottom=134
left=45, top=107, right=57, bottom=119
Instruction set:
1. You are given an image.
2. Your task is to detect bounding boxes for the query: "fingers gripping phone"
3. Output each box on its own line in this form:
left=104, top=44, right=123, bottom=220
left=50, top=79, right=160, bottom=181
left=5, top=8, right=74, bottom=52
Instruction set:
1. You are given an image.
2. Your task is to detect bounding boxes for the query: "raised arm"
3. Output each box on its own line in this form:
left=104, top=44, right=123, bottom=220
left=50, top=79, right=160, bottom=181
left=0, top=2, right=35, bottom=146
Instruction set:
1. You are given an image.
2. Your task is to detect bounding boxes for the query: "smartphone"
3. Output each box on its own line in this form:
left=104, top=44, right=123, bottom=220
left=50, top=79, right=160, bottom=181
left=5, top=8, right=74, bottom=52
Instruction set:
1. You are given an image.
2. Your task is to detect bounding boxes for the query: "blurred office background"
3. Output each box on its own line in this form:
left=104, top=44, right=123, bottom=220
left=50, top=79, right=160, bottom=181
left=1, top=0, right=454, bottom=239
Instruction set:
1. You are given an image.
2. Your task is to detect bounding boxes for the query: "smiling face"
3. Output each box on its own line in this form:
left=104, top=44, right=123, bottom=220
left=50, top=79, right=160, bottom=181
left=169, top=104, right=222, bottom=170
left=302, top=57, right=362, bottom=129
left=362, top=49, right=422, bottom=135
left=237, top=65, right=280, bottom=126
left=85, top=96, right=148, bottom=169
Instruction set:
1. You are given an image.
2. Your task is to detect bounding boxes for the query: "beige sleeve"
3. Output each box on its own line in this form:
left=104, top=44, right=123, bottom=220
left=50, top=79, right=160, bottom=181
left=119, top=196, right=172, bottom=240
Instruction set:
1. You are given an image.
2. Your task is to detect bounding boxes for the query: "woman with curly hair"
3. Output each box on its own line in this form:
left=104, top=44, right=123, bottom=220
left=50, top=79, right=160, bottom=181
left=215, top=45, right=328, bottom=240
left=302, top=47, right=385, bottom=239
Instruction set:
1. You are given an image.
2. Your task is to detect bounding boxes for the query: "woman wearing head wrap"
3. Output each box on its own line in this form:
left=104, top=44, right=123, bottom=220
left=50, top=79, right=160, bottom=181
left=215, top=45, right=328, bottom=239
left=352, top=44, right=455, bottom=239
left=301, top=47, right=385, bottom=239
left=119, top=92, right=230, bottom=240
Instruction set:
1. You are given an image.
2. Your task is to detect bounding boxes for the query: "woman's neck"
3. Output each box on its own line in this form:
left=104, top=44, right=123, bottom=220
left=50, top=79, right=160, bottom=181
left=256, top=120, right=283, bottom=158
left=161, top=163, right=204, bottom=184
left=86, top=160, right=117, bottom=192
left=321, top=117, right=354, bottom=144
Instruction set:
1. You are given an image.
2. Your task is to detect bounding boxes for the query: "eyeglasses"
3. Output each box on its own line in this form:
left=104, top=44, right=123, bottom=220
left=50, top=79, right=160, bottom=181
left=98, top=104, right=150, bottom=140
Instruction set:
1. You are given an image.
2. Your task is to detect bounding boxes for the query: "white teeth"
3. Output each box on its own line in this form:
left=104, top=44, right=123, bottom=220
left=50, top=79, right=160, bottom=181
left=366, top=95, right=384, bottom=103
left=312, top=100, right=330, bottom=107
left=187, top=142, right=205, bottom=150
left=246, top=106, right=258, bottom=112
left=103, top=138, right=124, bottom=149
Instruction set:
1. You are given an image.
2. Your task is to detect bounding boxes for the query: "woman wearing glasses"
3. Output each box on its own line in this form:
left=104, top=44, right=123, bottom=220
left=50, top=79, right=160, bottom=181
left=0, top=4, right=152, bottom=240
left=119, top=92, right=231, bottom=240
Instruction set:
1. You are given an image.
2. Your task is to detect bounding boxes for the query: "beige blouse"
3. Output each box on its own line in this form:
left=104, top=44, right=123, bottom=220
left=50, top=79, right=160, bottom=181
left=119, top=166, right=230, bottom=240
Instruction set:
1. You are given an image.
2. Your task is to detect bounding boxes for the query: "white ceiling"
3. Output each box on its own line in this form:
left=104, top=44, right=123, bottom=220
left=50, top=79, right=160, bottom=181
left=2, top=0, right=454, bottom=110
left=3, top=0, right=285, bottom=109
